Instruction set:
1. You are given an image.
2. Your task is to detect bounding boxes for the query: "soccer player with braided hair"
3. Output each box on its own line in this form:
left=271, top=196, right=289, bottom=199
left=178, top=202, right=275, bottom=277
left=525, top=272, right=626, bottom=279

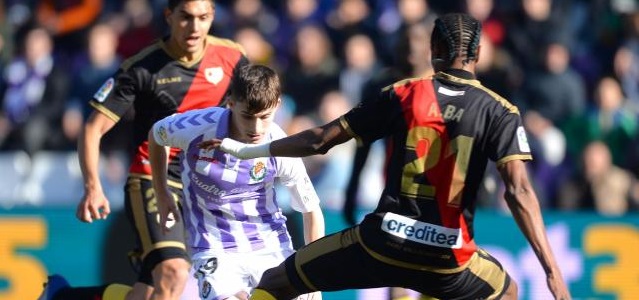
left=207, top=13, right=571, bottom=300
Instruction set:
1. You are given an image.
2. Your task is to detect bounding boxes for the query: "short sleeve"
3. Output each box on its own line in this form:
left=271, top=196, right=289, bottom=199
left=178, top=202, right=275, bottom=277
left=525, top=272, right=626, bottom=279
left=276, top=157, right=321, bottom=213
left=486, top=110, right=533, bottom=166
left=151, top=110, right=208, bottom=150
left=342, top=87, right=400, bottom=145
left=89, top=68, right=140, bottom=122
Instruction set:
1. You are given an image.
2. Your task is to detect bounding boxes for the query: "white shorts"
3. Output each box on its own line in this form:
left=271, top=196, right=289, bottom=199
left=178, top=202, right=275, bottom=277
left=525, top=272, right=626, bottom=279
left=192, top=248, right=294, bottom=300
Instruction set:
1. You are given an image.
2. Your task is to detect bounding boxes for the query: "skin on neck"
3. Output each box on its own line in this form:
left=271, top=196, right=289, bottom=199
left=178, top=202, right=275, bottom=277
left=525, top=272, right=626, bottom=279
left=433, top=46, right=481, bottom=75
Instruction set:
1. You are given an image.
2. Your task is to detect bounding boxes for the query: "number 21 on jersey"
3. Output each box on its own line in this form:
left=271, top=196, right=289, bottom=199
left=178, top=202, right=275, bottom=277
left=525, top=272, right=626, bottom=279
left=401, top=126, right=474, bottom=207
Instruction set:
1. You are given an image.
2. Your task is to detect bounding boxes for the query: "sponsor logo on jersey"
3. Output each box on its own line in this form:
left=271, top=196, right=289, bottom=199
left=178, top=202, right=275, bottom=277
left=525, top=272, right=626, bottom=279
left=516, top=126, right=531, bottom=153
left=381, top=212, right=462, bottom=249
left=157, top=126, right=168, bottom=143
left=156, top=76, right=182, bottom=85
left=94, top=78, right=114, bottom=102
left=249, top=161, right=266, bottom=181
left=205, top=67, right=224, bottom=85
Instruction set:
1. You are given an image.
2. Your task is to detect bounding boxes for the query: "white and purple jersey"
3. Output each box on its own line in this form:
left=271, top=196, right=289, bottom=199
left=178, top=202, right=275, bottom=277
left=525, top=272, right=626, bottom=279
left=152, top=107, right=320, bottom=254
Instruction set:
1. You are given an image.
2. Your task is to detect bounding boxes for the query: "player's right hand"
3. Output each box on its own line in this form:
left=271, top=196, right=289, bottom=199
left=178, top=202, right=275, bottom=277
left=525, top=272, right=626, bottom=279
left=156, top=188, right=181, bottom=234
left=76, top=188, right=111, bottom=223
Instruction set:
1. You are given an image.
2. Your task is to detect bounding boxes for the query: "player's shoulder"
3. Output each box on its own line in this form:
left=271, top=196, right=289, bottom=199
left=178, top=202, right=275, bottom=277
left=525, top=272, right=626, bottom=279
left=119, top=40, right=165, bottom=71
left=205, top=35, right=247, bottom=56
left=179, top=106, right=226, bottom=121
left=436, top=72, right=520, bottom=115
left=382, top=75, right=431, bottom=93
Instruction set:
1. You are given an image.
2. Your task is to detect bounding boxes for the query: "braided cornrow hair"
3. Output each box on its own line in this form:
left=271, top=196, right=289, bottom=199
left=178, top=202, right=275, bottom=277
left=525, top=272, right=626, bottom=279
left=431, top=13, right=482, bottom=66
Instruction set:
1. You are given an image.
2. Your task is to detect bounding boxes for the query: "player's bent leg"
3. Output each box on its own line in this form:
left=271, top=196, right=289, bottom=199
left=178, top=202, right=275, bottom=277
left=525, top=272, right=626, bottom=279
left=252, top=265, right=301, bottom=300
left=151, top=257, right=191, bottom=300
left=499, top=277, right=518, bottom=300
left=125, top=282, right=153, bottom=300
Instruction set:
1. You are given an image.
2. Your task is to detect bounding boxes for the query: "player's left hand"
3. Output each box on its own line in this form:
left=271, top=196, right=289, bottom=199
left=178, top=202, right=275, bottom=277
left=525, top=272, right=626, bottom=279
left=156, top=188, right=181, bottom=234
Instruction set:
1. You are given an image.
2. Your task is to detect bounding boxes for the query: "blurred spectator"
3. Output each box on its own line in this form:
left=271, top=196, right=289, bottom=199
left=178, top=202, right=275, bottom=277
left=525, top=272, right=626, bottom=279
left=272, top=0, right=325, bottom=68
left=614, top=46, right=639, bottom=115
left=109, top=0, right=159, bottom=59
left=0, top=26, right=69, bottom=155
left=558, top=141, right=639, bottom=215
left=376, top=0, right=437, bottom=64
left=614, top=12, right=639, bottom=113
left=325, top=0, right=379, bottom=62
left=465, top=0, right=505, bottom=45
left=523, top=110, right=568, bottom=207
left=522, top=41, right=586, bottom=126
left=503, top=0, right=573, bottom=71
left=476, top=33, right=523, bottom=103
left=62, top=23, right=122, bottom=151
left=35, top=0, right=102, bottom=57
left=283, top=24, right=340, bottom=116
left=311, top=90, right=355, bottom=210
left=233, top=26, right=277, bottom=68
left=562, top=76, right=638, bottom=168
left=0, top=0, right=14, bottom=67
left=229, top=0, right=279, bottom=40
left=339, top=33, right=381, bottom=106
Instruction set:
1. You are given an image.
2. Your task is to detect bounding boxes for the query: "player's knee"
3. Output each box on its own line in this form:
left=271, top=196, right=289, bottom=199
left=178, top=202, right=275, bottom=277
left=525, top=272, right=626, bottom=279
left=501, top=278, right=518, bottom=300
left=153, top=258, right=190, bottom=286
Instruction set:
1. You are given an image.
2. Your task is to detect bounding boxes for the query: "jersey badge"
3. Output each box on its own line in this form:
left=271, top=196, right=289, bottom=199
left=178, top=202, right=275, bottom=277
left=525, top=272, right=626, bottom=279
left=205, top=67, right=224, bottom=85
left=249, top=161, right=267, bottom=182
left=157, top=125, right=168, bottom=143
left=94, top=78, right=114, bottom=102
left=516, top=126, right=531, bottom=152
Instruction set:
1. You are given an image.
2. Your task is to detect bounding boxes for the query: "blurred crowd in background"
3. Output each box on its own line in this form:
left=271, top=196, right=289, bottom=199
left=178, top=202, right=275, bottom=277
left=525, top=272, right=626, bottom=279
left=1, top=0, right=639, bottom=216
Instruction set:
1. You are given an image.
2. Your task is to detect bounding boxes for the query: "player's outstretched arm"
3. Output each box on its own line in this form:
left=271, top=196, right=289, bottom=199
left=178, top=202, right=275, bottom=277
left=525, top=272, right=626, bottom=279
left=202, top=118, right=354, bottom=159
left=148, top=130, right=181, bottom=232
left=498, top=160, right=571, bottom=300
left=76, top=111, right=116, bottom=223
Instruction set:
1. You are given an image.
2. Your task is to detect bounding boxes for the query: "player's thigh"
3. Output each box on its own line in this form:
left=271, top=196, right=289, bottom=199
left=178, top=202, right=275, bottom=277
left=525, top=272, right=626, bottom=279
left=192, top=252, right=249, bottom=300
left=124, top=177, right=189, bottom=278
left=400, top=248, right=511, bottom=300
left=284, top=227, right=382, bottom=294
left=246, top=248, right=294, bottom=287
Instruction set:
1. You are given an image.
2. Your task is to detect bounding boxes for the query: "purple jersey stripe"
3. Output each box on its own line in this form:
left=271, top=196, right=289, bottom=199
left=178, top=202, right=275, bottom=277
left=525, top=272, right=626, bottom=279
left=209, top=208, right=236, bottom=249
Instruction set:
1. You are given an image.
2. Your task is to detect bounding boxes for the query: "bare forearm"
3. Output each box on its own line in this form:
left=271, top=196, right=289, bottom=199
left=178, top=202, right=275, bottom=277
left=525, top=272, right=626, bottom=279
left=78, top=125, right=103, bottom=191
left=505, top=189, right=560, bottom=275
left=148, top=133, right=170, bottom=193
left=302, top=210, right=325, bottom=244
left=270, top=120, right=351, bottom=157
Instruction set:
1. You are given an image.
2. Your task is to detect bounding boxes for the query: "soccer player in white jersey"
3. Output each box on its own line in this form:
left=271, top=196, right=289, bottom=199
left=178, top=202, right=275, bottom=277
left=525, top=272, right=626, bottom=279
left=147, top=64, right=324, bottom=300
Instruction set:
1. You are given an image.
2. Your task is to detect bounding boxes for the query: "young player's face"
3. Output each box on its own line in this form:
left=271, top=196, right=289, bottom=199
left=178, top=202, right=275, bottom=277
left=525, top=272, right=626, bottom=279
left=228, top=100, right=279, bottom=144
left=165, top=0, right=214, bottom=59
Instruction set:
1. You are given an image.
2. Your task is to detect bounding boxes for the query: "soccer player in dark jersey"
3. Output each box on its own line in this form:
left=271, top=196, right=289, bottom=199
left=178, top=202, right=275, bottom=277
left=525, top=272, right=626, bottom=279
left=38, top=1, right=248, bottom=300
left=207, top=13, right=571, bottom=300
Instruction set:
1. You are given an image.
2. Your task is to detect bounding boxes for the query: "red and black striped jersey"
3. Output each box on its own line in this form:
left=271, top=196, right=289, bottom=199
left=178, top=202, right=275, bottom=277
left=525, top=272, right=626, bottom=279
left=89, top=36, right=248, bottom=182
left=342, top=69, right=532, bottom=269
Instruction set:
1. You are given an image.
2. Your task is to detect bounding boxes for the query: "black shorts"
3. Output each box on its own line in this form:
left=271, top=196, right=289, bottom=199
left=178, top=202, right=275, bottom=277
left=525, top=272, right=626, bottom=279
left=285, top=227, right=510, bottom=300
left=124, top=176, right=189, bottom=285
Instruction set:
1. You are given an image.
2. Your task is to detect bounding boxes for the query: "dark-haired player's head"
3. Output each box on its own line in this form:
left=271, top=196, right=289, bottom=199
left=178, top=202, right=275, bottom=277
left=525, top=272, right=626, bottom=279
left=229, top=64, right=282, bottom=144
left=430, top=13, right=482, bottom=72
left=165, top=0, right=215, bottom=60
left=167, top=0, right=215, bottom=11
